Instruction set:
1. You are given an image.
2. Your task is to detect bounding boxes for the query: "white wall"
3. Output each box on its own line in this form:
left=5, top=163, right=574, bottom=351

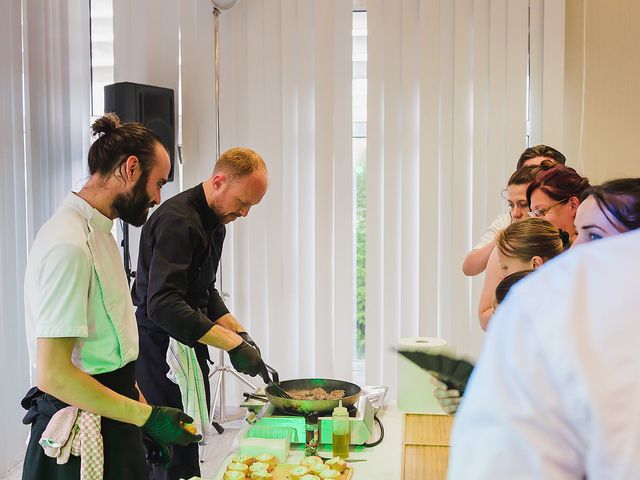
left=564, top=0, right=640, bottom=181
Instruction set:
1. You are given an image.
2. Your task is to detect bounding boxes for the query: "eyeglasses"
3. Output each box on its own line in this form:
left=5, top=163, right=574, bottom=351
left=528, top=198, right=569, bottom=218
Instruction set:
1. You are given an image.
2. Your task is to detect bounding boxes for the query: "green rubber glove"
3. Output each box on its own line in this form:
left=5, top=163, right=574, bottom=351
left=142, top=406, right=202, bottom=446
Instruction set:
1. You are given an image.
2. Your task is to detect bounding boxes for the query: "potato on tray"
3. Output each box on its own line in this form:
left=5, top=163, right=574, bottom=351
left=300, top=456, right=324, bottom=468
left=250, top=471, right=273, bottom=479
left=224, top=453, right=353, bottom=480
left=325, top=457, right=347, bottom=473
left=232, top=455, right=255, bottom=466
left=223, top=471, right=246, bottom=480
left=319, top=471, right=341, bottom=479
left=250, top=461, right=274, bottom=473
left=255, top=453, right=277, bottom=465
left=290, top=466, right=310, bottom=479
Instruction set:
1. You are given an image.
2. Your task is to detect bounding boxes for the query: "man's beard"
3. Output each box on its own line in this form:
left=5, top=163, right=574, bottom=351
left=112, top=171, right=153, bottom=227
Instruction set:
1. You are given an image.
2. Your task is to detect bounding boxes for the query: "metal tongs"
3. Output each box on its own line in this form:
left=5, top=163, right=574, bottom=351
left=261, top=363, right=292, bottom=399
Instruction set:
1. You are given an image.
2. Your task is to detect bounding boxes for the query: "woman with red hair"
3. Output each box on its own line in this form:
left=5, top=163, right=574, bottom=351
left=526, top=164, right=590, bottom=243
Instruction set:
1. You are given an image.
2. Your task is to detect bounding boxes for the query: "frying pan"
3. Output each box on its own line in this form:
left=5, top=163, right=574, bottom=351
left=263, top=365, right=361, bottom=415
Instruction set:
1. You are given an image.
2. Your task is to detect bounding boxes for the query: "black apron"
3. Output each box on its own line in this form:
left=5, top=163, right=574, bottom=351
left=136, top=326, right=211, bottom=480
left=21, top=361, right=148, bottom=480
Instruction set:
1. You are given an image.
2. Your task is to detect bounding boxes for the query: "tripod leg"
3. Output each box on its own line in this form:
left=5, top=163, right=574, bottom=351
left=210, top=367, right=224, bottom=421
left=227, top=369, right=259, bottom=390
left=211, top=421, right=225, bottom=434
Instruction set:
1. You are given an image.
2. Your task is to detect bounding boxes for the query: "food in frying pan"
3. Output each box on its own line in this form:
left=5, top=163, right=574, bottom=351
left=286, top=387, right=346, bottom=400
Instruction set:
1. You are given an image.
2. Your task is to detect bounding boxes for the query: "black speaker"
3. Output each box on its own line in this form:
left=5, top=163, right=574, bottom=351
left=104, top=82, right=176, bottom=181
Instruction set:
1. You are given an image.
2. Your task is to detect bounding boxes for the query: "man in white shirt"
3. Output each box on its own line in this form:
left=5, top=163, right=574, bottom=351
left=449, top=229, right=640, bottom=479
left=22, top=113, right=199, bottom=480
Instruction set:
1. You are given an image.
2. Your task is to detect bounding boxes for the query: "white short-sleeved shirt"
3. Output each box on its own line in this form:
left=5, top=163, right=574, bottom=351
left=449, top=229, right=640, bottom=479
left=472, top=212, right=511, bottom=250
left=24, top=193, right=138, bottom=376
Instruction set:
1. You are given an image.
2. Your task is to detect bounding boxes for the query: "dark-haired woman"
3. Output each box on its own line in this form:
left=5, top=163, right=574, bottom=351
left=573, top=178, right=640, bottom=245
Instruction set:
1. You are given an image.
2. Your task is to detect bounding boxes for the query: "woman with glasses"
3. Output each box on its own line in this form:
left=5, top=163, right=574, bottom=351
left=526, top=164, right=590, bottom=243
left=573, top=178, right=640, bottom=245
left=462, top=146, right=566, bottom=277
left=475, top=165, right=547, bottom=329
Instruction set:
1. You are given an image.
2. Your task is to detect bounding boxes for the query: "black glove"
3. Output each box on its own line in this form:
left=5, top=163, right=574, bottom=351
left=142, top=406, right=202, bottom=446
left=228, top=341, right=266, bottom=378
left=142, top=433, right=173, bottom=469
left=238, top=331, right=261, bottom=356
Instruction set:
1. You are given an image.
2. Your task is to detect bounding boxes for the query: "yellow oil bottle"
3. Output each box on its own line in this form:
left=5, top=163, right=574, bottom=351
left=332, top=400, right=350, bottom=459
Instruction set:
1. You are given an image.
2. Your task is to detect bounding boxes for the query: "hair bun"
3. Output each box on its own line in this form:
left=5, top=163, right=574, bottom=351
left=559, top=229, right=571, bottom=249
left=91, top=113, right=121, bottom=137
left=538, top=158, right=556, bottom=169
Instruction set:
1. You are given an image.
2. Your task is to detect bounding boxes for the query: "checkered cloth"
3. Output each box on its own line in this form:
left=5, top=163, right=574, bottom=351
left=39, top=406, right=104, bottom=480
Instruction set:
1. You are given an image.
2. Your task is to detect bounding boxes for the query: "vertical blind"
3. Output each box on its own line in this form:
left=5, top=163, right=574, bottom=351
left=0, top=0, right=91, bottom=475
left=217, top=0, right=355, bottom=382
left=0, top=0, right=29, bottom=474
left=365, top=0, right=565, bottom=389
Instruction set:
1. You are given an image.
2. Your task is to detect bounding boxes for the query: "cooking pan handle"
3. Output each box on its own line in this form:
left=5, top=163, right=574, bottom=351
left=263, top=363, right=280, bottom=383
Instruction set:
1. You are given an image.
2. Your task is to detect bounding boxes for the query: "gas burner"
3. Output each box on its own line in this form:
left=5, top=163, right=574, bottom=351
left=272, top=404, right=358, bottom=418
left=245, top=395, right=376, bottom=445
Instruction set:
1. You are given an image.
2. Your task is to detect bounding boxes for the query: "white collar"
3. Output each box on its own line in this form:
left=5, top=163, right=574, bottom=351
left=64, top=192, right=113, bottom=233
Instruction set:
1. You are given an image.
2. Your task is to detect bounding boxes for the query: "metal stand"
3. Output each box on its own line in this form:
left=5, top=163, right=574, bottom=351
left=209, top=348, right=257, bottom=423
left=206, top=2, right=256, bottom=428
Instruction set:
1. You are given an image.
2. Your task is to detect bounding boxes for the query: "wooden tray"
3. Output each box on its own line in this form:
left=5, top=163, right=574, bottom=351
left=402, top=413, right=453, bottom=480
left=268, top=464, right=353, bottom=480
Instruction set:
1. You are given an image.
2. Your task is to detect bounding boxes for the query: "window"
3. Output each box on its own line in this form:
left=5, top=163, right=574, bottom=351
left=89, top=0, right=114, bottom=117
left=353, top=10, right=367, bottom=381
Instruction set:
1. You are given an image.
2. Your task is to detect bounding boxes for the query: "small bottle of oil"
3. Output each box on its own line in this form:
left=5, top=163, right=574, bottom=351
left=332, top=400, right=350, bottom=459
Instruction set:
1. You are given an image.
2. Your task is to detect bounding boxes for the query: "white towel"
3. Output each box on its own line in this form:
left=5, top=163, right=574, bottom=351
left=166, top=338, right=211, bottom=443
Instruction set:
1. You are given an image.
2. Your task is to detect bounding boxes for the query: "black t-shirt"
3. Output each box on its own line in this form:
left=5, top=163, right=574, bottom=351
left=131, top=184, right=229, bottom=346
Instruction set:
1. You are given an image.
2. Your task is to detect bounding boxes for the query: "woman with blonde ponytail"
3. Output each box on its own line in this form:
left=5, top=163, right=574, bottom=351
left=478, top=218, right=569, bottom=330
left=495, top=218, right=569, bottom=276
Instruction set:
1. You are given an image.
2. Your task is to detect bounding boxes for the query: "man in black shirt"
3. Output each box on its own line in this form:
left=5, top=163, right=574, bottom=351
left=132, top=147, right=269, bottom=480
